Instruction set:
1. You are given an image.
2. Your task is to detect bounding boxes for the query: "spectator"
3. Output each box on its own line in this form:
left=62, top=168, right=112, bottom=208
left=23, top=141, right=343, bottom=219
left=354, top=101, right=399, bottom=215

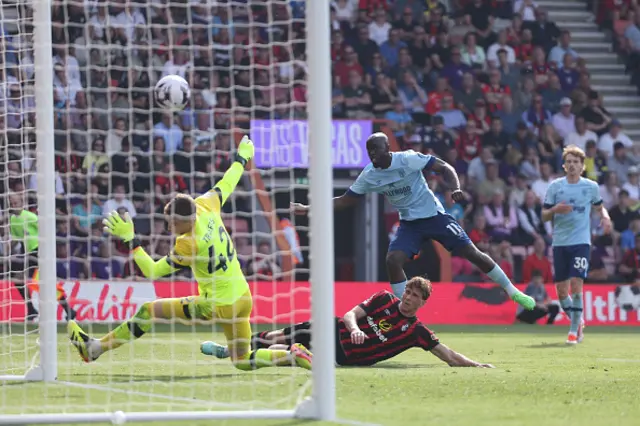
left=440, top=47, right=473, bottom=91
left=621, top=217, right=640, bottom=252
left=482, top=116, right=510, bottom=158
left=368, top=9, right=392, bottom=46
left=565, top=116, right=598, bottom=152
left=71, top=195, right=103, bottom=237
left=513, top=0, right=538, bottom=23
left=364, top=53, right=390, bottom=86
left=246, top=241, right=282, bottom=279
left=468, top=149, right=495, bottom=187
left=370, top=73, right=397, bottom=117
left=622, top=166, right=640, bottom=203
left=460, top=32, right=487, bottom=70
left=484, top=193, right=517, bottom=243
left=454, top=72, right=483, bottom=116
left=476, top=159, right=508, bottom=201
left=495, top=96, right=521, bottom=135
left=497, top=48, right=521, bottom=90
left=610, top=190, right=637, bottom=233
left=548, top=30, right=579, bottom=67
left=509, top=173, right=529, bottom=207
left=352, top=25, right=379, bottom=68
left=56, top=241, right=87, bottom=279
left=102, top=184, right=137, bottom=218
left=608, top=142, right=636, bottom=184
left=556, top=53, right=580, bottom=94
left=487, top=30, right=516, bottom=67
left=384, top=100, right=412, bottom=137
left=584, top=140, right=607, bottom=183
left=530, top=9, right=561, bottom=53
left=541, top=73, right=564, bottom=114
left=513, top=77, right=536, bottom=113
left=397, top=71, right=428, bottom=112
left=521, top=92, right=552, bottom=134
left=551, top=97, right=576, bottom=140
left=519, top=147, right=541, bottom=182
left=482, top=69, right=511, bottom=114
left=516, top=269, right=559, bottom=325
left=380, top=29, right=407, bottom=68
left=422, top=115, right=455, bottom=158
left=531, top=161, right=554, bottom=203
left=619, top=233, right=640, bottom=283
left=425, top=77, right=450, bottom=116
left=600, top=171, right=621, bottom=210
left=455, top=119, right=482, bottom=162
left=515, top=190, right=547, bottom=246
left=90, top=242, right=123, bottom=280
left=597, top=119, right=634, bottom=157
left=468, top=213, right=491, bottom=253
left=334, top=45, right=364, bottom=87
left=463, top=0, right=496, bottom=49
left=343, top=71, right=373, bottom=119
left=580, top=90, right=613, bottom=136
left=435, top=95, right=467, bottom=131
left=441, top=190, right=464, bottom=222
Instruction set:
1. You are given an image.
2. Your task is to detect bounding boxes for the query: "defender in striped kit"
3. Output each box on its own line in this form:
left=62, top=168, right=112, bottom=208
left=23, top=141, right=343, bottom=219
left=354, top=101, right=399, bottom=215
left=202, top=277, right=494, bottom=368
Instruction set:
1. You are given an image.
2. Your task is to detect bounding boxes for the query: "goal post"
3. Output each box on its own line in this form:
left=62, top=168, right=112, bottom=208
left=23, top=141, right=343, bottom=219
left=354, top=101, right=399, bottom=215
left=0, top=0, right=335, bottom=423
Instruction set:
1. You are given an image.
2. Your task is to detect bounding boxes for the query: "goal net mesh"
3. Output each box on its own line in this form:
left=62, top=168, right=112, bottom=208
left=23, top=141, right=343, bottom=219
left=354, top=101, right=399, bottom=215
left=0, top=0, right=312, bottom=416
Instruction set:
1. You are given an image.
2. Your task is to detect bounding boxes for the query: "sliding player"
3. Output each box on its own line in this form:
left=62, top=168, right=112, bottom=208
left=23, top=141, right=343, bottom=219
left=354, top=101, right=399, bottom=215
left=291, top=132, right=534, bottom=310
left=68, top=136, right=312, bottom=371
left=202, top=277, right=494, bottom=368
left=542, top=145, right=611, bottom=344
left=7, top=194, right=76, bottom=321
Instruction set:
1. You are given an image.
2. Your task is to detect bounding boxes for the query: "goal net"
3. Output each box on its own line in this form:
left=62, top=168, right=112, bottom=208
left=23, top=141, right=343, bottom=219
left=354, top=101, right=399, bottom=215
left=0, top=0, right=334, bottom=423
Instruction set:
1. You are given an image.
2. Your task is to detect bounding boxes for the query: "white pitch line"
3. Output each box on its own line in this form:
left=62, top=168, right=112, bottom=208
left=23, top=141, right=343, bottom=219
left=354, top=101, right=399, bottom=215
left=335, top=418, right=383, bottom=426
left=57, top=380, right=235, bottom=408
left=597, top=358, right=640, bottom=363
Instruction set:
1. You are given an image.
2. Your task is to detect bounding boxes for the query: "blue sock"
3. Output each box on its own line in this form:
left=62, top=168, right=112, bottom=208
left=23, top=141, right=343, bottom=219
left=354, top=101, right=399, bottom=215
left=570, top=293, right=583, bottom=334
left=560, top=296, right=573, bottom=319
left=390, top=280, right=407, bottom=298
left=487, top=265, right=518, bottom=297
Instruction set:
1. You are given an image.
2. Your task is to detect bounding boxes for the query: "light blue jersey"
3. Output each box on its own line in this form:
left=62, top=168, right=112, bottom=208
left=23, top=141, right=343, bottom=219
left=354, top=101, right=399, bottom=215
left=543, top=177, right=602, bottom=247
left=348, top=150, right=445, bottom=221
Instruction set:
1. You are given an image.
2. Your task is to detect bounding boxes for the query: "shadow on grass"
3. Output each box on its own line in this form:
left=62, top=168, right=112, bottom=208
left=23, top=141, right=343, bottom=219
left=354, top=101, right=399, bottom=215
left=523, top=342, right=570, bottom=349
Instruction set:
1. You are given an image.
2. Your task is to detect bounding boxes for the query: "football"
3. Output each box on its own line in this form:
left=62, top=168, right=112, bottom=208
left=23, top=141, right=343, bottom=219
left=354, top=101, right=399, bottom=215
left=154, top=74, right=190, bottom=110
left=614, top=284, right=640, bottom=311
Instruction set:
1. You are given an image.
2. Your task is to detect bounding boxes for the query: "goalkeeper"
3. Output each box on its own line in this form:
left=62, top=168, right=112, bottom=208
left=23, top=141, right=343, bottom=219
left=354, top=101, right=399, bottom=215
left=7, top=194, right=76, bottom=321
left=68, top=136, right=312, bottom=371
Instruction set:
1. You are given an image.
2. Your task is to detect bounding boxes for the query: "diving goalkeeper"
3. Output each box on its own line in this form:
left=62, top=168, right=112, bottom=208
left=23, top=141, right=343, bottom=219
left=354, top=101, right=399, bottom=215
left=68, top=136, right=312, bottom=371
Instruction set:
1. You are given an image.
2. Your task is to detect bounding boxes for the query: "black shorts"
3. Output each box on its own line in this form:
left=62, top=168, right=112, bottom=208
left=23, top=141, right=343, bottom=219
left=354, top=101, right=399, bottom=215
left=10, top=249, right=39, bottom=281
left=253, top=319, right=348, bottom=366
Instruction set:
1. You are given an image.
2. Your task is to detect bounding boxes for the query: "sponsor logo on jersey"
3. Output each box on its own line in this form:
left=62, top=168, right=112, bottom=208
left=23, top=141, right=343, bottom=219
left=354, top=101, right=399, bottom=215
left=367, top=316, right=389, bottom=342
left=383, top=186, right=411, bottom=197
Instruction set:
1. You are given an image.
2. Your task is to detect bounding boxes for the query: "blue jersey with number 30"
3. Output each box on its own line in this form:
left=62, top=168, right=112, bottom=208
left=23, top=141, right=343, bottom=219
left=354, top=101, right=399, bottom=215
left=348, top=151, right=445, bottom=221
left=543, top=177, right=602, bottom=247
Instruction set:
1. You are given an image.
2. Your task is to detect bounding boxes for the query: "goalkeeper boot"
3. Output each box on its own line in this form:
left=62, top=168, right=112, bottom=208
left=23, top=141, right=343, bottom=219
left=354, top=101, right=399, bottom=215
left=291, top=343, right=312, bottom=370
left=200, top=341, right=230, bottom=359
left=68, top=320, right=101, bottom=363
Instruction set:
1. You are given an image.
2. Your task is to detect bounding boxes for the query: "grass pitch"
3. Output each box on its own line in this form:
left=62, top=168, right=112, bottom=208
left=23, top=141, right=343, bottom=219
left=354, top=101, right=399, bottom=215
left=1, top=325, right=639, bottom=426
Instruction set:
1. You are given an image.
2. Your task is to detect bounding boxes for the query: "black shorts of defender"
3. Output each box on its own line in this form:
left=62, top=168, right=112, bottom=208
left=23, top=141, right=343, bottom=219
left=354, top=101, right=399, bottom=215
left=10, top=249, right=39, bottom=281
left=251, top=319, right=348, bottom=365
left=388, top=212, right=472, bottom=258
left=552, top=244, right=591, bottom=282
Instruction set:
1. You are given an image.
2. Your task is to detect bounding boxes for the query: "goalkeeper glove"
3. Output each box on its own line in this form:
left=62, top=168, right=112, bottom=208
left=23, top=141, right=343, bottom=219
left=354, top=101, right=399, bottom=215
left=235, top=135, right=254, bottom=167
left=102, top=211, right=135, bottom=243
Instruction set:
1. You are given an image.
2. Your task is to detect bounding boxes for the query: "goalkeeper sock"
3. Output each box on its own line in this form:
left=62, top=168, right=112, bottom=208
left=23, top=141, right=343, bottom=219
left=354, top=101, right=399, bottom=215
left=99, top=302, right=153, bottom=352
left=233, top=349, right=293, bottom=371
left=570, top=293, right=583, bottom=334
left=390, top=280, right=407, bottom=298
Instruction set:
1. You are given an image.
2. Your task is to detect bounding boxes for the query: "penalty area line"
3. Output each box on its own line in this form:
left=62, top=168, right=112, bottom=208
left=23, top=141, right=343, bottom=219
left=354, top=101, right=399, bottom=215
left=335, top=418, right=382, bottom=426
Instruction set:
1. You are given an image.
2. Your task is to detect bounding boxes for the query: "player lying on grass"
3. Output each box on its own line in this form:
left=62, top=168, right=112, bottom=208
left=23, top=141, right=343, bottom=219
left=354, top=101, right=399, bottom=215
left=542, top=145, right=611, bottom=345
left=68, top=136, right=312, bottom=371
left=202, top=277, right=494, bottom=368
left=291, top=132, right=535, bottom=311
left=6, top=193, right=76, bottom=321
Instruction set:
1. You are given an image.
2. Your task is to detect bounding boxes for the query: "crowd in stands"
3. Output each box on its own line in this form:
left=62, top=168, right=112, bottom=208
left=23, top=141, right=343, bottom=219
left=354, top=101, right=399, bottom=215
left=0, top=0, right=638, bottom=285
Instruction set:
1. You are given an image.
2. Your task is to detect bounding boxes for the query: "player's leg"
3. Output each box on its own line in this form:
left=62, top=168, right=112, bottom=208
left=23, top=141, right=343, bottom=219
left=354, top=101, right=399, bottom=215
left=386, top=221, right=422, bottom=298
left=516, top=306, right=549, bottom=324
left=567, top=245, right=589, bottom=343
left=552, top=246, right=576, bottom=342
left=545, top=303, right=560, bottom=324
left=201, top=321, right=313, bottom=359
left=10, top=253, right=39, bottom=319
left=430, top=213, right=535, bottom=310
left=570, top=278, right=585, bottom=342
left=27, top=252, right=76, bottom=320
left=216, top=292, right=311, bottom=370
left=68, top=296, right=196, bottom=362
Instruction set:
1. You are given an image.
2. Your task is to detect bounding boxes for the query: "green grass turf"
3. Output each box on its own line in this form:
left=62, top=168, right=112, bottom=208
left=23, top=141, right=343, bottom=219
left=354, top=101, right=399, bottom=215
left=1, top=325, right=639, bottom=426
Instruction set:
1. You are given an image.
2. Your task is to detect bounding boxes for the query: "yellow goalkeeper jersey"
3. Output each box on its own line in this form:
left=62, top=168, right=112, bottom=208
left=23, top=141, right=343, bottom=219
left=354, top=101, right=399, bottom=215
left=167, top=192, right=249, bottom=305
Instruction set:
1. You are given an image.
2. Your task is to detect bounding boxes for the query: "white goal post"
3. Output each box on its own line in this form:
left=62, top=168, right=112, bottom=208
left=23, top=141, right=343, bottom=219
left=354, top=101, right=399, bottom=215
left=0, top=0, right=335, bottom=423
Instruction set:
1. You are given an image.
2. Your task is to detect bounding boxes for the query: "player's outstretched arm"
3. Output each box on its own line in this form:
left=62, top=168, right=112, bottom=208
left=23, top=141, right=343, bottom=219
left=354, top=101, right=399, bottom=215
left=213, top=136, right=254, bottom=206
left=430, top=343, right=494, bottom=368
left=102, top=211, right=178, bottom=279
left=291, top=192, right=361, bottom=215
left=343, top=305, right=369, bottom=345
left=429, top=158, right=465, bottom=202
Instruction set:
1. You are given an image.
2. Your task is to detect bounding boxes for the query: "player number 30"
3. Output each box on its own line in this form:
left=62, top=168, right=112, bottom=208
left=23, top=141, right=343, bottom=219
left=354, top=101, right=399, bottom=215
left=573, top=257, right=588, bottom=270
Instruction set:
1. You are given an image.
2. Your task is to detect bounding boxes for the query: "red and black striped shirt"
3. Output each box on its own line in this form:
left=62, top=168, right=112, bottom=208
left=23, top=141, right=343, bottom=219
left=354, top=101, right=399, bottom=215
left=336, top=291, right=439, bottom=366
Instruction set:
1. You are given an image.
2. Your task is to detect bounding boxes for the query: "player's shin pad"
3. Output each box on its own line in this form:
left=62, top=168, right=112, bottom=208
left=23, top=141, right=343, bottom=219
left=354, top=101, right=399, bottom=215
left=99, top=302, right=153, bottom=350
left=232, top=349, right=292, bottom=371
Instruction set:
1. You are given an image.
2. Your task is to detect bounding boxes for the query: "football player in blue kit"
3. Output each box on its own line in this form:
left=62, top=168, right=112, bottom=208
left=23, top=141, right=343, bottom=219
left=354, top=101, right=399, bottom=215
left=291, top=132, right=535, bottom=311
left=542, top=145, right=611, bottom=344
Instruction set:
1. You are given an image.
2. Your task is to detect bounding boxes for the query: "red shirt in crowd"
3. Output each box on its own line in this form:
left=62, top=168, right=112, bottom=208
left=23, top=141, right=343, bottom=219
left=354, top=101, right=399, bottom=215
left=522, top=253, right=553, bottom=284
